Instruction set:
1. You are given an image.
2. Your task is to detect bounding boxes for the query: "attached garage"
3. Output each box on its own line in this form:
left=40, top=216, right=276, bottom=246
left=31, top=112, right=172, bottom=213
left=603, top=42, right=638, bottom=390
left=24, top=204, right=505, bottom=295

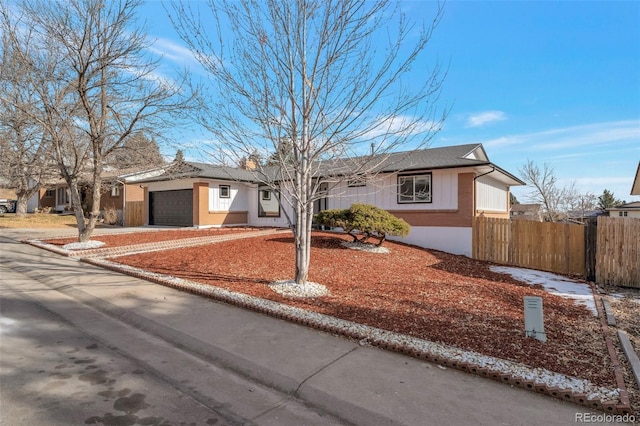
left=149, top=189, right=193, bottom=226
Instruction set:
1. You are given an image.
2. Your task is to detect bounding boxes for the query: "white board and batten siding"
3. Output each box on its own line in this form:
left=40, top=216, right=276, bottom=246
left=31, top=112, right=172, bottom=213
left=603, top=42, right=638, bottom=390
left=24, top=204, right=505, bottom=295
left=247, top=184, right=292, bottom=228
left=325, top=169, right=474, bottom=256
left=327, top=170, right=459, bottom=211
left=208, top=182, right=249, bottom=212
left=475, top=175, right=509, bottom=213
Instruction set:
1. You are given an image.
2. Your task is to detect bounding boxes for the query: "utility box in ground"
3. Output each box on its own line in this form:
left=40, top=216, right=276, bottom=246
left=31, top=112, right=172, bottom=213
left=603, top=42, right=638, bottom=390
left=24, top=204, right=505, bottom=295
left=524, top=296, right=546, bottom=342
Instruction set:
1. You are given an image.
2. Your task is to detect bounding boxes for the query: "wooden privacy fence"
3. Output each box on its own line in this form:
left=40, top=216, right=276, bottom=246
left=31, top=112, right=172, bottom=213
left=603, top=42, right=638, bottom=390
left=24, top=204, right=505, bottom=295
left=125, top=201, right=144, bottom=227
left=596, top=217, right=640, bottom=288
left=473, top=216, right=640, bottom=287
left=472, top=217, right=585, bottom=277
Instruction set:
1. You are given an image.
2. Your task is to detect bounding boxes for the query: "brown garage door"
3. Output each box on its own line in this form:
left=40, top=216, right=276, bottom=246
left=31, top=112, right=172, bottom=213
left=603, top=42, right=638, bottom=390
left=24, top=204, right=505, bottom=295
left=149, top=189, right=193, bottom=226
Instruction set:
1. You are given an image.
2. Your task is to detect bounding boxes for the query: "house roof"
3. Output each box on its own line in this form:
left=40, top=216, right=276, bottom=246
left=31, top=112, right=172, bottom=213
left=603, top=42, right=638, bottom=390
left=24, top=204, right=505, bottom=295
left=136, top=162, right=259, bottom=183
left=607, top=201, right=640, bottom=211
left=137, top=143, right=525, bottom=186
left=566, top=210, right=606, bottom=218
left=632, top=161, right=640, bottom=196
left=510, top=204, right=542, bottom=213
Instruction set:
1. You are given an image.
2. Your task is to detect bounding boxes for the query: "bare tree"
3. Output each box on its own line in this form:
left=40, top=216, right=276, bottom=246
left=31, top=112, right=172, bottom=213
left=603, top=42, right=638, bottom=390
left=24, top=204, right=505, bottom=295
left=0, top=7, right=56, bottom=217
left=519, top=160, right=598, bottom=222
left=171, top=0, right=447, bottom=285
left=3, top=0, right=192, bottom=241
left=108, top=133, right=166, bottom=170
left=519, top=160, right=563, bottom=222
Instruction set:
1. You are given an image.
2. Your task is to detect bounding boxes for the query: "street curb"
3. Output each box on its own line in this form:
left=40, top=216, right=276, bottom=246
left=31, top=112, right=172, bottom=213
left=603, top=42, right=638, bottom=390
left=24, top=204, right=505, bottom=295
left=82, top=256, right=632, bottom=415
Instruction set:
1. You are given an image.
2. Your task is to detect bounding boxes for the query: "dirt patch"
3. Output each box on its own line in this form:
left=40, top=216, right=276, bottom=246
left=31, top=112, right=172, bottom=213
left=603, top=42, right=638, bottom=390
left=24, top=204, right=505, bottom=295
left=112, top=232, right=616, bottom=389
left=44, top=228, right=254, bottom=247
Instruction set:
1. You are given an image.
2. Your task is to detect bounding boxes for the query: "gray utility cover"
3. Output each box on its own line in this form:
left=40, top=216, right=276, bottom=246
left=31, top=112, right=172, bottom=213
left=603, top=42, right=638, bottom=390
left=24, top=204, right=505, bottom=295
left=149, top=189, right=193, bottom=226
left=524, top=296, right=546, bottom=342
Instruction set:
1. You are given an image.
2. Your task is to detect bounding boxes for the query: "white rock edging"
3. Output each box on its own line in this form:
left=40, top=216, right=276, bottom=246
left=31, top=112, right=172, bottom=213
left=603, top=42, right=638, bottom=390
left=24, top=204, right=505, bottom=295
left=341, top=241, right=390, bottom=254
left=62, top=240, right=106, bottom=250
left=86, top=257, right=623, bottom=406
left=269, top=280, right=330, bottom=298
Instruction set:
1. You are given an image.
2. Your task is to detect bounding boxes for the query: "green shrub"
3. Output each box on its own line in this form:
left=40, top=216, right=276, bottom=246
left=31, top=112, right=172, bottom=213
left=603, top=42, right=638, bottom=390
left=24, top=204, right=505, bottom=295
left=314, top=203, right=410, bottom=246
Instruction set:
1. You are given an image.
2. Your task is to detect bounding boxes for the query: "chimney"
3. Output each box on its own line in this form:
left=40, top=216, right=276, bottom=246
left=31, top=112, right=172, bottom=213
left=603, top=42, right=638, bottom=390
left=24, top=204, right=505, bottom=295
left=240, top=157, right=257, bottom=170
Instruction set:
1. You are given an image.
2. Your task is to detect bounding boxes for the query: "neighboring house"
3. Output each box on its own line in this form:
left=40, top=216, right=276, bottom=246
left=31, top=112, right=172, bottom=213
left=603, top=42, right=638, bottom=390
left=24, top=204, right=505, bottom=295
left=138, top=143, right=524, bottom=256
left=604, top=162, right=640, bottom=219
left=631, top=161, right=640, bottom=196
left=33, top=167, right=165, bottom=222
left=607, top=202, right=640, bottom=219
left=510, top=203, right=542, bottom=221
left=564, top=209, right=606, bottom=224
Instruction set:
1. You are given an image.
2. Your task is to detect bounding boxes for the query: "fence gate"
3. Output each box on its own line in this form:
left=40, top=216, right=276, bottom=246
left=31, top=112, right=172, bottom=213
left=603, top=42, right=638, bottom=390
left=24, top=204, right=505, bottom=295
left=596, top=217, right=640, bottom=288
left=125, top=201, right=145, bottom=227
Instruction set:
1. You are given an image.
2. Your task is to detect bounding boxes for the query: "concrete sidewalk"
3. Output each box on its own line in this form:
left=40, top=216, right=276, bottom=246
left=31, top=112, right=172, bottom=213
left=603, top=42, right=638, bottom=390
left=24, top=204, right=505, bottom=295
left=0, top=229, right=623, bottom=425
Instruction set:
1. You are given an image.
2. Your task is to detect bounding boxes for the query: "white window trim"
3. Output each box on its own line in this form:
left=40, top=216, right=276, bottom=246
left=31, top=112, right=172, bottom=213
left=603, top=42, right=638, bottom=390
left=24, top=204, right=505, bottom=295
left=219, top=185, right=230, bottom=198
left=397, top=173, right=432, bottom=204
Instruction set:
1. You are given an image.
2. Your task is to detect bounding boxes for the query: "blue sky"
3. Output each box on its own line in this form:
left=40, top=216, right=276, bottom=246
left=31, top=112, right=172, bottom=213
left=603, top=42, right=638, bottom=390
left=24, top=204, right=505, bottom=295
left=139, top=0, right=640, bottom=203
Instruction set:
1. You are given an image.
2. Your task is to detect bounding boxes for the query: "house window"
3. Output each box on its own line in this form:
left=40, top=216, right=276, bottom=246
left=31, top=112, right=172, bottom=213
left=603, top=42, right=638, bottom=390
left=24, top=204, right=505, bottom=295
left=258, top=186, right=280, bottom=217
left=219, top=185, right=230, bottom=198
left=347, top=178, right=366, bottom=188
left=44, top=189, right=54, bottom=198
left=111, top=186, right=120, bottom=197
left=619, top=211, right=627, bottom=217
left=398, top=173, right=432, bottom=203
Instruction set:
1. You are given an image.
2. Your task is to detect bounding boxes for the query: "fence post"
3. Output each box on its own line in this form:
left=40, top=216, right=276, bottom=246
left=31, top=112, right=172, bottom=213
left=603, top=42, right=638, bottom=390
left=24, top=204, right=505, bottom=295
left=585, top=221, right=597, bottom=282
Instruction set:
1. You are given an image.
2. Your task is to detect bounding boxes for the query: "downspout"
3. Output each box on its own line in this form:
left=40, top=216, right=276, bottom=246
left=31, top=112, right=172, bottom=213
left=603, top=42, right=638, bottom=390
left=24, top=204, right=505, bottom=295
left=473, top=166, right=496, bottom=217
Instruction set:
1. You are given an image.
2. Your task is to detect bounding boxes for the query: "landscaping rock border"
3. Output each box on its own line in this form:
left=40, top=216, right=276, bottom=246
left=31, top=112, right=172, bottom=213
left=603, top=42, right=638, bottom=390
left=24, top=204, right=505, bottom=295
left=81, top=256, right=632, bottom=414
left=26, top=228, right=289, bottom=258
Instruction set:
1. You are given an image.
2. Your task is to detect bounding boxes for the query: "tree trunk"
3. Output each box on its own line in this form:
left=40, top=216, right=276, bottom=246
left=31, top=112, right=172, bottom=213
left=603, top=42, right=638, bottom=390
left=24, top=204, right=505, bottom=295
left=15, top=196, right=29, bottom=218
left=80, top=176, right=101, bottom=242
left=68, top=183, right=88, bottom=242
left=15, top=183, right=41, bottom=218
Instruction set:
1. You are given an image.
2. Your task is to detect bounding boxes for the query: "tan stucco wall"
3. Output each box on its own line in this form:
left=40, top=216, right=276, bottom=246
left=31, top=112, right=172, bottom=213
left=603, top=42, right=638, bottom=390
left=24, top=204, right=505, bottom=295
left=193, top=182, right=209, bottom=226
left=199, top=211, right=249, bottom=226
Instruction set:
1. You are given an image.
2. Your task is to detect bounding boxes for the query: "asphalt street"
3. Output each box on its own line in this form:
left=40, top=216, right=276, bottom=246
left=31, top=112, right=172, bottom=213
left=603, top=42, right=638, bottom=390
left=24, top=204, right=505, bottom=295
left=1, top=286, right=233, bottom=426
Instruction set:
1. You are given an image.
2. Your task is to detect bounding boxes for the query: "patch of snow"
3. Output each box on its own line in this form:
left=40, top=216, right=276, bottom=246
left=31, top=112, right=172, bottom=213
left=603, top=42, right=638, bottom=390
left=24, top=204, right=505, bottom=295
left=62, top=240, right=106, bottom=250
left=490, top=266, right=596, bottom=315
left=341, top=241, right=390, bottom=254
left=269, top=280, right=330, bottom=298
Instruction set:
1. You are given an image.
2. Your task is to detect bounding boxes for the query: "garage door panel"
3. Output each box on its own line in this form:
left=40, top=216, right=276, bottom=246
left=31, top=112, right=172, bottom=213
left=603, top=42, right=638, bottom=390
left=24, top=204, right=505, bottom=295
left=149, top=190, right=193, bottom=226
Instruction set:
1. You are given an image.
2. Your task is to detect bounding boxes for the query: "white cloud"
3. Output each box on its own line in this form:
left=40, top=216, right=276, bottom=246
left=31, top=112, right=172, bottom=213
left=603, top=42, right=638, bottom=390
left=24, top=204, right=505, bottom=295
left=358, top=114, right=437, bottom=141
left=482, top=120, right=640, bottom=151
left=465, top=110, right=507, bottom=127
left=148, top=37, right=200, bottom=66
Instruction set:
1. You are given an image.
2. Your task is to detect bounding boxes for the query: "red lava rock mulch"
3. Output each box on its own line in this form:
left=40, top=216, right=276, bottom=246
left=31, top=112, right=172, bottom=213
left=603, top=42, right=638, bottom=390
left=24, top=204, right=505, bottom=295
left=110, top=231, right=616, bottom=389
left=44, top=228, right=254, bottom=248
